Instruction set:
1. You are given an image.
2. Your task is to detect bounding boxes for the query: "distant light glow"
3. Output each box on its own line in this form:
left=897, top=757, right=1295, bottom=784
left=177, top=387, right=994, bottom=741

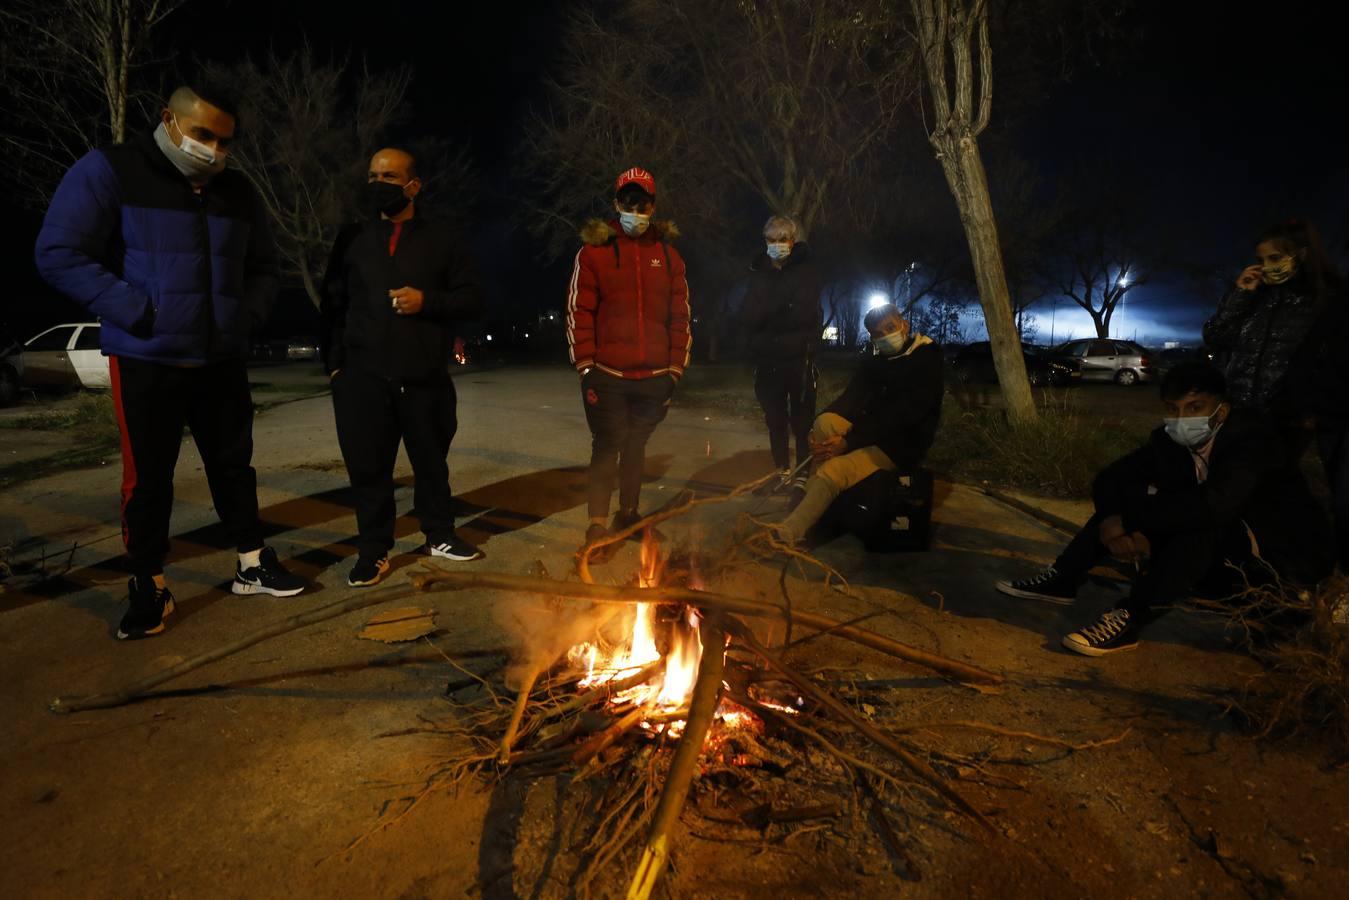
left=821, top=325, right=840, bottom=341
left=867, top=293, right=889, bottom=310
left=486, top=334, right=493, bottom=342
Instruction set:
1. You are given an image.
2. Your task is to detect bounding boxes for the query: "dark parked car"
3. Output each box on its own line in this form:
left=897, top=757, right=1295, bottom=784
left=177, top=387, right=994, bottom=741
left=1153, top=346, right=1215, bottom=372
left=951, top=341, right=1081, bottom=387
left=1052, top=338, right=1155, bottom=386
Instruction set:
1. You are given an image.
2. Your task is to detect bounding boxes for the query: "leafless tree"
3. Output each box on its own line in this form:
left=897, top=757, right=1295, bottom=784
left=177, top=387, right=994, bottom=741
left=0, top=0, right=191, bottom=208
left=520, top=1, right=916, bottom=261
left=1036, top=165, right=1154, bottom=339
left=1042, top=216, right=1149, bottom=340
left=203, top=49, right=474, bottom=309
left=908, top=0, right=1036, bottom=421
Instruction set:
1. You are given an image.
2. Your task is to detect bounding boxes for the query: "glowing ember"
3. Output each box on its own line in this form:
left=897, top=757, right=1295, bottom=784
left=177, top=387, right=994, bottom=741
left=564, top=530, right=784, bottom=751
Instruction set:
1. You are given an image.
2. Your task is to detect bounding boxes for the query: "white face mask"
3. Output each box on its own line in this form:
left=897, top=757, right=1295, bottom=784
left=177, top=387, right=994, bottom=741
left=1163, top=410, right=1222, bottom=448
left=172, top=115, right=219, bottom=164
left=766, top=241, right=792, bottom=261
left=872, top=330, right=909, bottom=356
left=156, top=119, right=227, bottom=182
left=619, top=211, right=652, bottom=237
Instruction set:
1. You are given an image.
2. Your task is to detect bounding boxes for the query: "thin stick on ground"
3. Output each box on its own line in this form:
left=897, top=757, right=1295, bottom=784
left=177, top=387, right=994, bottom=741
left=729, top=623, right=995, bottom=833
left=50, top=584, right=423, bottom=713
left=408, top=565, right=1003, bottom=686
left=575, top=470, right=780, bottom=582
left=499, top=664, right=542, bottom=763
left=889, top=720, right=1132, bottom=751
left=626, top=612, right=728, bottom=900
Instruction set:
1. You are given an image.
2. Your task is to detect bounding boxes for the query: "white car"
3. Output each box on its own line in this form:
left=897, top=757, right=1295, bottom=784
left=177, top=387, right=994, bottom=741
left=22, top=323, right=110, bottom=390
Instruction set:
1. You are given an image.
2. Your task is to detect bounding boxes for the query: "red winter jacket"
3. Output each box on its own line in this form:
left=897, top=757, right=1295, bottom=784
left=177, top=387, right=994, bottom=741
left=566, top=219, right=691, bottom=379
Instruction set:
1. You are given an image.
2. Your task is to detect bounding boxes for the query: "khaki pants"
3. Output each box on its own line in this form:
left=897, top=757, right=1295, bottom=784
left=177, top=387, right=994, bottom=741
left=810, top=413, right=896, bottom=492
left=777, top=413, right=896, bottom=541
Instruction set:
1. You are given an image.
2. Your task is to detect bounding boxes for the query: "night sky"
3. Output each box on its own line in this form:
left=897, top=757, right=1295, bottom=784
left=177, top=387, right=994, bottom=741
left=4, top=0, right=1345, bottom=346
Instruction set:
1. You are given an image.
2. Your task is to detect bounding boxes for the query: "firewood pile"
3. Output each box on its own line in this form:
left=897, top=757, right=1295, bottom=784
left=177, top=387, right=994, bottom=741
left=358, top=475, right=1125, bottom=898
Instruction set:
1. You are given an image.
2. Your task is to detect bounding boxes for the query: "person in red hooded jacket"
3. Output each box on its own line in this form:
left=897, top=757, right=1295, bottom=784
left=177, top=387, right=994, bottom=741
left=567, top=167, right=691, bottom=557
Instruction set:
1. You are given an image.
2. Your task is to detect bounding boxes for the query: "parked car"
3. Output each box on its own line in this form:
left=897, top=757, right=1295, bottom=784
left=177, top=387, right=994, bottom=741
left=1, top=328, right=24, bottom=406
left=285, top=335, right=320, bottom=361
left=951, top=341, right=1081, bottom=387
left=1052, top=338, right=1155, bottom=386
left=21, top=322, right=109, bottom=390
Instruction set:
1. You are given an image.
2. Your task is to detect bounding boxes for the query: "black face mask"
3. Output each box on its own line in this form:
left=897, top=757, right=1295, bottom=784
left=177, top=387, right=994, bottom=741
left=365, top=181, right=411, bottom=218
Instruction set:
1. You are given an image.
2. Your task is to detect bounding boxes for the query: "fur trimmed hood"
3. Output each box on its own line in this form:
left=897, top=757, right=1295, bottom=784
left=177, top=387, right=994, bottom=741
left=581, top=218, right=680, bottom=246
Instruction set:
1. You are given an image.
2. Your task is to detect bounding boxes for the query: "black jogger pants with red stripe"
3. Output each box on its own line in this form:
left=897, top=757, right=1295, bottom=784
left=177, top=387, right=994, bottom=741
left=110, top=356, right=264, bottom=578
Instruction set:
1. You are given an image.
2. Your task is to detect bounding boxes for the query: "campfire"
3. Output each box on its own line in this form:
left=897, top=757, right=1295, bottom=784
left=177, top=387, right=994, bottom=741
left=401, top=505, right=1012, bottom=899
left=563, top=532, right=797, bottom=751
left=374, top=479, right=1125, bottom=897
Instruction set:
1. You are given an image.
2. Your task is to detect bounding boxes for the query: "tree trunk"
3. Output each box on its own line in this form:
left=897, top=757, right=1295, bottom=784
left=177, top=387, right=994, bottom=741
left=297, top=258, right=323, bottom=310
left=935, top=134, right=1037, bottom=422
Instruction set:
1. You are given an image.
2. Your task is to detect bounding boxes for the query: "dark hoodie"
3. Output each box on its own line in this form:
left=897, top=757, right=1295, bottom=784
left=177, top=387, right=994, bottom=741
left=739, top=242, right=822, bottom=367
left=825, top=334, right=944, bottom=470
left=1094, top=409, right=1333, bottom=584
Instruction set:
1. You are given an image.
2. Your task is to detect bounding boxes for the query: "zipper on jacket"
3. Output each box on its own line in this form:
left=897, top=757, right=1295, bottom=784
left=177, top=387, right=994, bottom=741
left=196, top=192, right=216, bottom=358
left=634, top=239, right=645, bottom=364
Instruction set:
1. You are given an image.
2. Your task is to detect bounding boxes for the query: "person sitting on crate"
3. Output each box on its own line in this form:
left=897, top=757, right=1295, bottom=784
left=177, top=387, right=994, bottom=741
left=770, top=303, right=944, bottom=548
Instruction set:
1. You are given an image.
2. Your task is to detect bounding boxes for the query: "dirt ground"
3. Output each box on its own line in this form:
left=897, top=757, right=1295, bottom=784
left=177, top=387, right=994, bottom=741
left=2, top=371, right=1346, bottom=899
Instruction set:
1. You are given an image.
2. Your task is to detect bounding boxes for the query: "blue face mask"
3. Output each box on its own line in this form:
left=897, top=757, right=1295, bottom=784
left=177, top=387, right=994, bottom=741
left=766, top=241, right=792, bottom=260
left=619, top=211, right=651, bottom=237
left=873, top=330, right=909, bottom=356
left=1163, top=409, right=1223, bottom=448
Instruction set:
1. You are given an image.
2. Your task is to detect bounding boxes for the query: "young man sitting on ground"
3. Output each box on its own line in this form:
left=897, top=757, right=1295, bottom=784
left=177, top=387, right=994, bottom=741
left=771, top=303, right=943, bottom=545
left=996, top=362, right=1332, bottom=657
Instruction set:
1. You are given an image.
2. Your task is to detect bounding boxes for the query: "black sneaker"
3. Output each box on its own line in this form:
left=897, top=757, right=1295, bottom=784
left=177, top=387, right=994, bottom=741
left=1062, top=609, right=1139, bottom=657
left=995, top=565, right=1078, bottom=605
left=424, top=535, right=484, bottom=562
left=117, top=576, right=175, bottom=640
left=232, top=547, right=307, bottom=597
left=347, top=556, right=391, bottom=588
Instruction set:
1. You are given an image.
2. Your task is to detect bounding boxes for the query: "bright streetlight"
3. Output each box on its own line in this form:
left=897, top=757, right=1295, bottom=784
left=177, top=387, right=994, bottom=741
left=867, top=292, right=889, bottom=310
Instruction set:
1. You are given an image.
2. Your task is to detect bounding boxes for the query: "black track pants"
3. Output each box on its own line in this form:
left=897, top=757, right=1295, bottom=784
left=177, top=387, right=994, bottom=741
left=331, top=367, right=458, bottom=560
left=753, top=362, right=816, bottom=470
left=110, top=356, right=263, bottom=577
left=581, top=370, right=673, bottom=520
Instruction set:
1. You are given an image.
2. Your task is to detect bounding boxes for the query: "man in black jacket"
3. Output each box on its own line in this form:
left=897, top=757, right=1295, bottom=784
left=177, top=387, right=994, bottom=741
left=997, top=363, right=1333, bottom=656
left=741, top=215, right=821, bottom=491
left=321, top=147, right=485, bottom=586
left=772, top=304, right=943, bottom=543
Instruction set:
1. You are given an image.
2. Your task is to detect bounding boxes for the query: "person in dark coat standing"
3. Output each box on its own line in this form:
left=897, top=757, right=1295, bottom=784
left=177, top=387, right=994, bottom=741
left=771, top=304, right=943, bottom=543
left=740, top=214, right=822, bottom=493
left=321, top=147, right=485, bottom=587
left=996, top=363, right=1333, bottom=657
left=566, top=167, right=691, bottom=557
left=34, top=84, right=307, bottom=641
left=1203, top=220, right=1333, bottom=456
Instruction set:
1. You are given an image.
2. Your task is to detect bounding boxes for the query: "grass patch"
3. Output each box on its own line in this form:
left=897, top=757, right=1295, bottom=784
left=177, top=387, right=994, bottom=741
left=0, top=392, right=120, bottom=442
left=929, top=396, right=1152, bottom=498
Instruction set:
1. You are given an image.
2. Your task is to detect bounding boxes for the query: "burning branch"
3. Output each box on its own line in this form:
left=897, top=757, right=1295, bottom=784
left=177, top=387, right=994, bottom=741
left=626, top=612, right=727, bottom=900
left=408, top=565, right=1003, bottom=686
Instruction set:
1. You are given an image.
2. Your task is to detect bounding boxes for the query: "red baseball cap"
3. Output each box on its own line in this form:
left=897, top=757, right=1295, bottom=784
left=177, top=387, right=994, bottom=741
left=614, top=166, right=656, bottom=197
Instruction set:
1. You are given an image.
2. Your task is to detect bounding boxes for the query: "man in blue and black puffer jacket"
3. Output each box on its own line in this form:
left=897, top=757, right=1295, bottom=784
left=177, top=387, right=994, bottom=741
left=34, top=83, right=307, bottom=641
